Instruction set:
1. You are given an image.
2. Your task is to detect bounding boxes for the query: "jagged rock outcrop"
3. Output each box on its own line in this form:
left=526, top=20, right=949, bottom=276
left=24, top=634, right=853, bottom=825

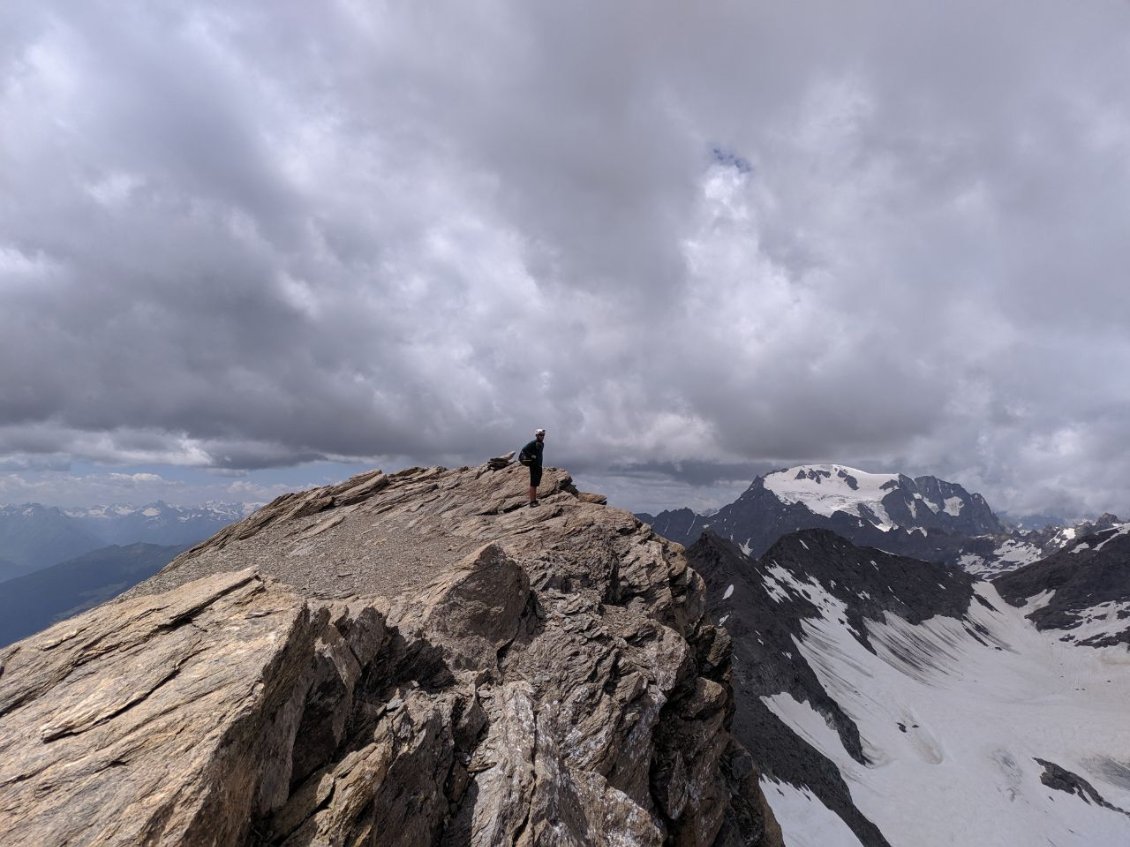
left=0, top=463, right=781, bottom=847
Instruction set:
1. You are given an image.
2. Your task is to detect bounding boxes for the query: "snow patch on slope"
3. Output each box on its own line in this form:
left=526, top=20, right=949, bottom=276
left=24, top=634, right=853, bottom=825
left=1071, top=524, right=1129, bottom=554
left=761, top=780, right=865, bottom=847
left=1096, top=524, right=1130, bottom=550
left=962, top=538, right=1046, bottom=577
left=764, top=464, right=898, bottom=529
left=1023, top=590, right=1056, bottom=613
left=763, top=563, right=796, bottom=604
left=994, top=539, right=1044, bottom=566
left=943, top=496, right=964, bottom=517
left=762, top=580, right=1130, bottom=846
left=1055, top=601, right=1130, bottom=647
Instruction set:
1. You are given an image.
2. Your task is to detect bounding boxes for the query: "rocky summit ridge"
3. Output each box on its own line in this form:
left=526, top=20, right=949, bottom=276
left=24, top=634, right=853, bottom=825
left=0, top=462, right=781, bottom=847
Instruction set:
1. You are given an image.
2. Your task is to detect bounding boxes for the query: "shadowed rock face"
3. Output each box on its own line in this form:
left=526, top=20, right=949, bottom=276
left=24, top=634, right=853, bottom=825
left=0, top=463, right=782, bottom=847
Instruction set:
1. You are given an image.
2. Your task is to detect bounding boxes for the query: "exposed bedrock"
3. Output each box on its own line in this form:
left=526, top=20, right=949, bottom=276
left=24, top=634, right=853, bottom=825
left=0, top=463, right=782, bottom=847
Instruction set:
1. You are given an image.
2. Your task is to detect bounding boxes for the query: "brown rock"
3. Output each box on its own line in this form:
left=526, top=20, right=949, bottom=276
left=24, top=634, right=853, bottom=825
left=486, top=451, right=516, bottom=470
left=0, top=463, right=781, bottom=847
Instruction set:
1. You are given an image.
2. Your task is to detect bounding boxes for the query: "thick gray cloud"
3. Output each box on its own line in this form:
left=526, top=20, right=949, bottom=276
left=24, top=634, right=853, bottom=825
left=3, top=0, right=1130, bottom=516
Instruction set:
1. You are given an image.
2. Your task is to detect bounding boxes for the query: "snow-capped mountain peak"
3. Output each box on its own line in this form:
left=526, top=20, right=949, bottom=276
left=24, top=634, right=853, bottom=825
left=763, top=464, right=903, bottom=528
left=2, top=500, right=253, bottom=583
left=639, top=464, right=1123, bottom=577
left=646, top=463, right=1005, bottom=562
left=62, top=501, right=251, bottom=523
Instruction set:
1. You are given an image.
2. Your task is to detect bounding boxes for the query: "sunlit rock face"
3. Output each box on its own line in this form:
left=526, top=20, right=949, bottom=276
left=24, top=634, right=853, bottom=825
left=0, top=463, right=782, bottom=847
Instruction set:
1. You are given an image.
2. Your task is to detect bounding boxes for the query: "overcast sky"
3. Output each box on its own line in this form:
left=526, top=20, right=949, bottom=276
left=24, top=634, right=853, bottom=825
left=2, top=1, right=1130, bottom=518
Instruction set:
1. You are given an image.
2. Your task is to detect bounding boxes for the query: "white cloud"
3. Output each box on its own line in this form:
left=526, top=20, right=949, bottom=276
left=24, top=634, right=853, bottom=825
left=107, top=472, right=165, bottom=485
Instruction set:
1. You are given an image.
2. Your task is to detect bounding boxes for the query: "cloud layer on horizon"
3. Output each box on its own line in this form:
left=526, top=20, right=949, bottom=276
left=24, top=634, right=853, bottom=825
left=3, top=1, right=1130, bottom=516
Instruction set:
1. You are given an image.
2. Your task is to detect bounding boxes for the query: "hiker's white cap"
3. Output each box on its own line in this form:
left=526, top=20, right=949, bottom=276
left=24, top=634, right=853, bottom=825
left=535, top=428, right=546, bottom=436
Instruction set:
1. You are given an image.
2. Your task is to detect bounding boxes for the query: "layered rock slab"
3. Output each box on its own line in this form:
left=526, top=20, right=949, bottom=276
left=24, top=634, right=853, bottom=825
left=0, top=463, right=781, bottom=846
left=0, top=569, right=325, bottom=845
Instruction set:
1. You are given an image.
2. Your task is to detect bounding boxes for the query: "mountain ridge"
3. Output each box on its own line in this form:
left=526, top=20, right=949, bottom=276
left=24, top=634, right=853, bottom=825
left=5, top=460, right=1127, bottom=845
left=0, top=463, right=782, bottom=847
left=0, top=500, right=245, bottom=581
left=686, top=523, right=1130, bottom=845
left=640, top=463, right=1122, bottom=575
left=994, top=522, right=1130, bottom=647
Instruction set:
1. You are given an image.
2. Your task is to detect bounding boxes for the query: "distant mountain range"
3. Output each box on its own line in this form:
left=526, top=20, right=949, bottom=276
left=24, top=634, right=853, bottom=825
left=64, top=501, right=251, bottom=546
left=0, top=501, right=250, bottom=582
left=0, top=504, right=105, bottom=582
left=639, top=463, right=1123, bottom=576
left=0, top=501, right=247, bottom=644
left=0, top=542, right=188, bottom=648
left=2, top=463, right=1128, bottom=844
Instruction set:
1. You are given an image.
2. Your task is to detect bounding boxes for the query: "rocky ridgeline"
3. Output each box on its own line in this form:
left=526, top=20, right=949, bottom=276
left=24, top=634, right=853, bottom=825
left=0, top=462, right=781, bottom=847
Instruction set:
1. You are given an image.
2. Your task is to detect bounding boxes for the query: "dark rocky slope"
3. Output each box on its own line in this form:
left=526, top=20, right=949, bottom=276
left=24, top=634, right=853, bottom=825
left=995, top=524, right=1130, bottom=647
left=685, top=528, right=978, bottom=847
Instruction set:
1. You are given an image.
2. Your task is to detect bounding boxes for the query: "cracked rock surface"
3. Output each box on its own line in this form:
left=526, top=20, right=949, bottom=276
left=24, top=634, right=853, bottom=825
left=0, top=463, right=781, bottom=846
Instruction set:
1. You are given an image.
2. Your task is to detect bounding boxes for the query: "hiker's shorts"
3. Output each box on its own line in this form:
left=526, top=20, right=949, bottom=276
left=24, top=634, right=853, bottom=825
left=529, top=465, right=543, bottom=487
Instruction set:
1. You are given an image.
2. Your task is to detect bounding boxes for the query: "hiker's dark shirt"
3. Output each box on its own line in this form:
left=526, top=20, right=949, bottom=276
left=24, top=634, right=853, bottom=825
left=522, top=439, right=544, bottom=469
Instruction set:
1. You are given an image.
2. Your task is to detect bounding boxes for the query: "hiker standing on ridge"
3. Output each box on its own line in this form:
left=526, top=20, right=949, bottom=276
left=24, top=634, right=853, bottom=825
left=520, top=428, right=546, bottom=507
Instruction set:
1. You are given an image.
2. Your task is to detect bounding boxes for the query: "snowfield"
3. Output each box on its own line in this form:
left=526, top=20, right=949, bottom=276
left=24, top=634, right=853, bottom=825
left=960, top=539, right=1045, bottom=577
left=762, top=781, right=865, bottom=847
left=763, top=464, right=900, bottom=529
left=760, top=579, right=1130, bottom=847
